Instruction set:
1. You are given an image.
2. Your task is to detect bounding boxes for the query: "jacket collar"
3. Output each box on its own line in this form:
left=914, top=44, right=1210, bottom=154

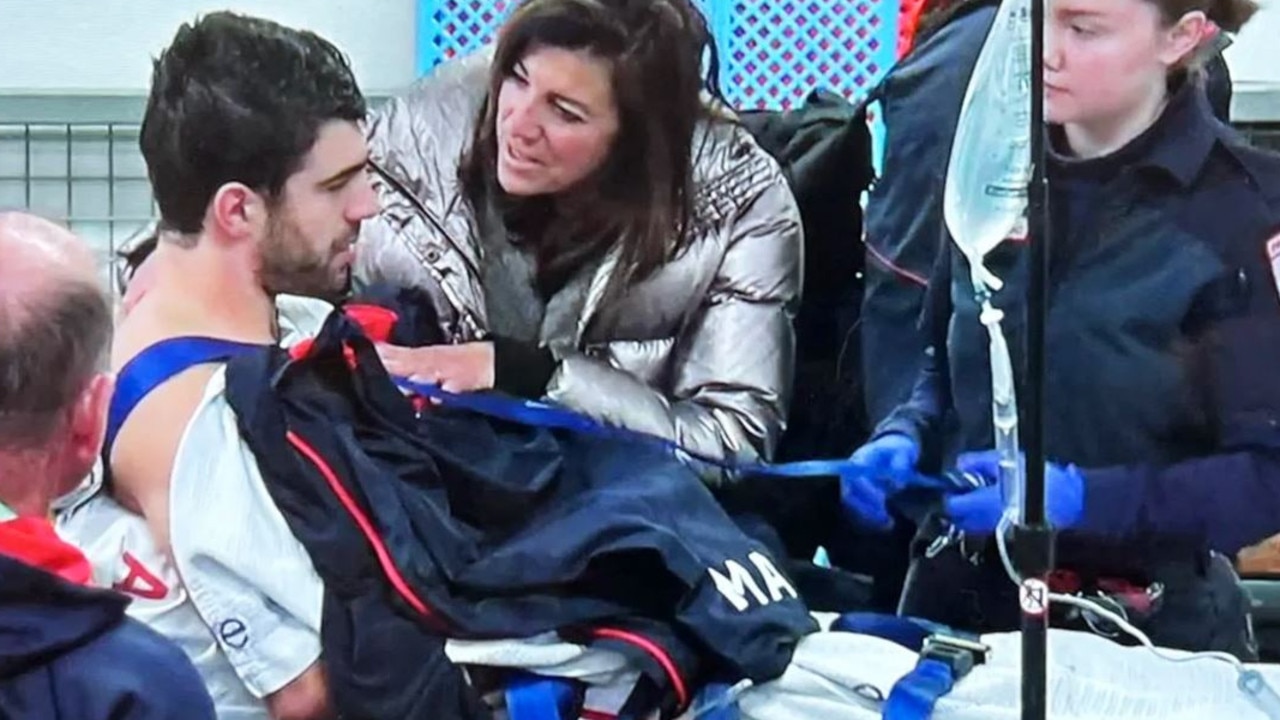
left=1138, top=80, right=1221, bottom=188
left=1048, top=80, right=1220, bottom=189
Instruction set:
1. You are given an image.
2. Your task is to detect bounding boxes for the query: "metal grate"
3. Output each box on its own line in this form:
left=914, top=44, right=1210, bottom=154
left=416, top=0, right=898, bottom=110
left=0, top=119, right=154, bottom=289
left=0, top=95, right=383, bottom=287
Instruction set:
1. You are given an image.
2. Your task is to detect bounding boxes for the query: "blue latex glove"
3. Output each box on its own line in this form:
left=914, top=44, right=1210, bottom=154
left=943, top=450, right=1085, bottom=534
left=842, top=433, right=921, bottom=530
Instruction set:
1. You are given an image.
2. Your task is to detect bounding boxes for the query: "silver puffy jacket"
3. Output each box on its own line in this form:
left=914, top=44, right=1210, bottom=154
left=356, top=51, right=804, bottom=469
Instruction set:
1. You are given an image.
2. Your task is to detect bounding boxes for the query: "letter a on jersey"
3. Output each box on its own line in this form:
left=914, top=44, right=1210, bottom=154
left=112, top=552, right=169, bottom=600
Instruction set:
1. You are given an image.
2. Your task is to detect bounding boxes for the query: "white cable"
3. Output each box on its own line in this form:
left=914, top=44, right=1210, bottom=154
left=993, top=512, right=1280, bottom=718
left=993, top=513, right=1243, bottom=669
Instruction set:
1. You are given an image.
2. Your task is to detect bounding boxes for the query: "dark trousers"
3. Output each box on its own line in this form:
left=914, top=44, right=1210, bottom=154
left=898, top=541, right=1258, bottom=661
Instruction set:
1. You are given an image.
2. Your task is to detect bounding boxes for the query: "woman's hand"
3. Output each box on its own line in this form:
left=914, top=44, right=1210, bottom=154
left=376, top=342, right=495, bottom=393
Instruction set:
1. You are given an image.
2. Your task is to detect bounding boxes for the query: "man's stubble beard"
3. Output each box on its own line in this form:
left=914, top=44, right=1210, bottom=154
left=259, top=215, right=349, bottom=303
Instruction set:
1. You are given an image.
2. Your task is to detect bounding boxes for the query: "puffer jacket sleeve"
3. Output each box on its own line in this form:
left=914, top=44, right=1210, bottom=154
left=547, top=170, right=803, bottom=472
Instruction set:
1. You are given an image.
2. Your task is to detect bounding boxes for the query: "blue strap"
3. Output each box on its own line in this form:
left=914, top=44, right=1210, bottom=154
left=393, top=377, right=951, bottom=486
left=883, top=658, right=961, bottom=720
left=832, top=613, right=947, bottom=651
left=504, top=675, right=576, bottom=720
left=830, top=613, right=980, bottom=720
left=105, top=337, right=265, bottom=458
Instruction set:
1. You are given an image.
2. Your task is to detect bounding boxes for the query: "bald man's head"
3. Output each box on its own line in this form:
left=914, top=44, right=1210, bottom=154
left=0, top=212, right=96, bottom=269
left=0, top=212, right=112, bottom=451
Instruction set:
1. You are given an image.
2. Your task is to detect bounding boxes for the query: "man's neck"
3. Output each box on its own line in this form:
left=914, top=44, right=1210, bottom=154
left=142, top=238, right=279, bottom=343
left=0, top=453, right=58, bottom=519
left=1062, top=87, right=1170, bottom=160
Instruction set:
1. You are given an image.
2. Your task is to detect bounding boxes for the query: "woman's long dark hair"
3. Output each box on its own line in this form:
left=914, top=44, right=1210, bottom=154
left=458, top=0, right=723, bottom=297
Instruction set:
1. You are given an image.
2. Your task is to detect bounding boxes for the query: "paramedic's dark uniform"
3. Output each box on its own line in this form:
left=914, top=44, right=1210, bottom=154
left=877, top=79, right=1280, bottom=657
left=861, top=0, right=998, bottom=428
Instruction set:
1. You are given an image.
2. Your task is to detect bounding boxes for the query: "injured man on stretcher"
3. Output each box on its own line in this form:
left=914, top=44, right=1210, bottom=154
left=55, top=10, right=1280, bottom=720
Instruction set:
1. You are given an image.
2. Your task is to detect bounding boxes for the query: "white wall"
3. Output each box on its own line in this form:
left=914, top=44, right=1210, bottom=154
left=0, top=0, right=418, bottom=94
left=0, top=0, right=1272, bottom=97
left=1224, top=0, right=1278, bottom=84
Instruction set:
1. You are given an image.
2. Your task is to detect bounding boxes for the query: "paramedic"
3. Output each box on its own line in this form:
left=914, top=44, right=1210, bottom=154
left=862, top=1, right=1236, bottom=431
left=854, top=0, right=1002, bottom=611
left=857, top=0, right=1280, bottom=657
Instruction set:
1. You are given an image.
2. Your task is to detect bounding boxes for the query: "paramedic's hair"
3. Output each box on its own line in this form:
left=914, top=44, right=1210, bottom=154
left=458, top=0, right=722, bottom=296
left=140, top=12, right=366, bottom=239
left=0, top=266, right=111, bottom=450
left=1148, top=0, right=1259, bottom=33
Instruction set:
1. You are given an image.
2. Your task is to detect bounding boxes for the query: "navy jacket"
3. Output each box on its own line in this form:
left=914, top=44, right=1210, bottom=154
left=861, top=2, right=998, bottom=427
left=224, top=304, right=817, bottom=719
left=0, top=540, right=214, bottom=720
left=879, top=81, right=1280, bottom=566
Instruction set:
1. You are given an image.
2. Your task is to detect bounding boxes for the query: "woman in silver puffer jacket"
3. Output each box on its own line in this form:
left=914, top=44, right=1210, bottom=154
left=357, top=0, right=804, bottom=471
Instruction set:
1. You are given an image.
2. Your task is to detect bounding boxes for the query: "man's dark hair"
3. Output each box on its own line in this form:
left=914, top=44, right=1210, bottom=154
left=140, top=12, right=367, bottom=237
left=0, top=277, right=112, bottom=449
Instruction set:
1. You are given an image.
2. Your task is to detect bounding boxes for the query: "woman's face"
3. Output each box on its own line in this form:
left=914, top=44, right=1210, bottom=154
left=1044, top=0, right=1204, bottom=126
left=495, top=45, right=621, bottom=197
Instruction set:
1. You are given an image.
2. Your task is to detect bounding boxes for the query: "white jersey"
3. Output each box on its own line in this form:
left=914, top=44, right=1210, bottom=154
left=59, top=366, right=325, bottom=719
left=58, top=295, right=334, bottom=719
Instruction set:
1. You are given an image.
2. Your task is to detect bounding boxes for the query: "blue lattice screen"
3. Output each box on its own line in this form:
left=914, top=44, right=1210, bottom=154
left=714, top=1, right=896, bottom=108
left=416, top=0, right=899, bottom=110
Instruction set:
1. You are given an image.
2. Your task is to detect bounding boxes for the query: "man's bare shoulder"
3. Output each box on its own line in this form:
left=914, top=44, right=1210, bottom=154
left=108, top=305, right=232, bottom=551
left=106, top=290, right=326, bottom=542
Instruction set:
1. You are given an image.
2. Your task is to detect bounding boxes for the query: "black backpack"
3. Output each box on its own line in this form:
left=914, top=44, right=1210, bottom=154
left=740, top=90, right=877, bottom=461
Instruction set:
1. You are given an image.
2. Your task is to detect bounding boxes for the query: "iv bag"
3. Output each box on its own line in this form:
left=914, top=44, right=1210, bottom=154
left=943, top=0, right=1034, bottom=525
left=943, top=0, right=1033, bottom=280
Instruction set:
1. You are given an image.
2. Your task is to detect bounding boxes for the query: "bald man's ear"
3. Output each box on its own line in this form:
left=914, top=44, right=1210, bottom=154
left=65, top=373, right=114, bottom=492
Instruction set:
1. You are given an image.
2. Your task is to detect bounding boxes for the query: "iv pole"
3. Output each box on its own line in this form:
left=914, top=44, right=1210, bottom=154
left=1014, top=0, right=1053, bottom=717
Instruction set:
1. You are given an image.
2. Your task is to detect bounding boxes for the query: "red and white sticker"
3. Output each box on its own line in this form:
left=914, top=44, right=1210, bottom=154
left=1019, top=578, right=1049, bottom=617
left=1268, top=233, right=1280, bottom=303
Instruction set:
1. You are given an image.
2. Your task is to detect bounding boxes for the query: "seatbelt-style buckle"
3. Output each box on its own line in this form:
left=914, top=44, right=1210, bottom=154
left=920, top=633, right=990, bottom=679
left=883, top=633, right=990, bottom=718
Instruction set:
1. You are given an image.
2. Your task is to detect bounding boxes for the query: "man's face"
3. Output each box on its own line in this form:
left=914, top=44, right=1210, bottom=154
left=258, top=120, right=379, bottom=301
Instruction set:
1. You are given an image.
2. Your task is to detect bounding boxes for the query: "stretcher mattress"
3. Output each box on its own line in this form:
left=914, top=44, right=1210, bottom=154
left=727, top=628, right=1280, bottom=720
